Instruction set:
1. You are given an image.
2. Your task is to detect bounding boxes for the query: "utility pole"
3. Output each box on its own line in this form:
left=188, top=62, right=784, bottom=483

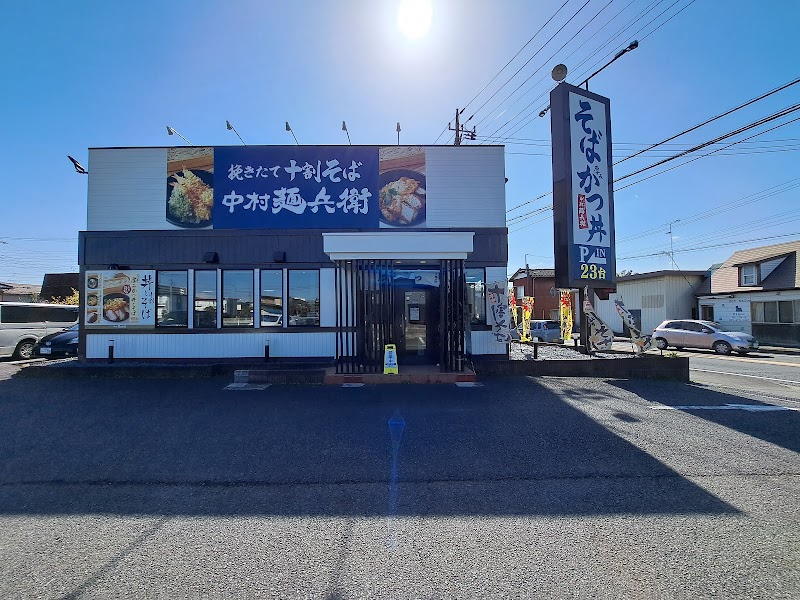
left=667, top=218, right=680, bottom=268
left=448, top=108, right=476, bottom=146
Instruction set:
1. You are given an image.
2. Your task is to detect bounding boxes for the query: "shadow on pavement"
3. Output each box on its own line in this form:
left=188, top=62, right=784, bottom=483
left=609, top=379, right=800, bottom=454
left=0, top=375, right=737, bottom=517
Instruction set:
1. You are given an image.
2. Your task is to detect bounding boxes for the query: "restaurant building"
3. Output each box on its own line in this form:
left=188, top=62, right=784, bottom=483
left=78, top=145, right=510, bottom=371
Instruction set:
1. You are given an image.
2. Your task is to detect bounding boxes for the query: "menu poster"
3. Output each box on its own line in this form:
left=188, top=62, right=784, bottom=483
left=85, top=270, right=156, bottom=328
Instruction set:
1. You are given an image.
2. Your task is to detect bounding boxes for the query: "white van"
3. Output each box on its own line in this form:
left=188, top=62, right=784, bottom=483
left=0, top=302, right=79, bottom=359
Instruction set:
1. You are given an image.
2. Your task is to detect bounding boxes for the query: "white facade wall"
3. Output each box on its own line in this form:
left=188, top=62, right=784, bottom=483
left=88, top=146, right=506, bottom=231
left=88, top=148, right=180, bottom=231
left=87, top=332, right=334, bottom=359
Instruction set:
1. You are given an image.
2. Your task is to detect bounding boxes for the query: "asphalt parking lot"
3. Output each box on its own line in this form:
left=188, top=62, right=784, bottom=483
left=0, top=365, right=798, bottom=598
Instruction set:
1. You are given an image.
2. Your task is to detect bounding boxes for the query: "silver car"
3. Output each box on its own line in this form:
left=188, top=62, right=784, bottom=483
left=653, top=320, right=759, bottom=355
left=516, top=320, right=562, bottom=343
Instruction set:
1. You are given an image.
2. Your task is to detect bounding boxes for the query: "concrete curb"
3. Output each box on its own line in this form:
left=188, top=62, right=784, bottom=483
left=474, top=355, right=690, bottom=381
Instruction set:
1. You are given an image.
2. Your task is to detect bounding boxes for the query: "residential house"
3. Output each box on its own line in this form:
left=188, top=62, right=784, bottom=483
left=40, top=273, right=80, bottom=302
left=0, top=282, right=41, bottom=302
left=594, top=270, right=707, bottom=335
left=508, top=268, right=560, bottom=320
left=696, top=240, right=800, bottom=346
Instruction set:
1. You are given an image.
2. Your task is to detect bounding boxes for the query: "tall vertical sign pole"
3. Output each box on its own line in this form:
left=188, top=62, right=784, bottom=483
left=551, top=82, right=617, bottom=353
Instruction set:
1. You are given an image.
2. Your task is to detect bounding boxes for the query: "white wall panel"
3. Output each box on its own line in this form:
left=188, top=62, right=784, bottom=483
left=470, top=331, right=507, bottom=355
left=87, top=332, right=334, bottom=359
left=320, top=268, right=336, bottom=327
left=88, top=148, right=180, bottom=231
left=425, top=147, right=506, bottom=228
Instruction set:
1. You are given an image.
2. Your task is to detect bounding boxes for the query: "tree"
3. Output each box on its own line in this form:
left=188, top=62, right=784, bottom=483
left=46, top=288, right=79, bottom=305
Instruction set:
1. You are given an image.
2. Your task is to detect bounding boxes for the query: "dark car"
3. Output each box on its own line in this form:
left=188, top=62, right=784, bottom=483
left=33, top=324, right=79, bottom=358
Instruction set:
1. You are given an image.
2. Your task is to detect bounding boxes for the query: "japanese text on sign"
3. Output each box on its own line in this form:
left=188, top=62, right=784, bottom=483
left=569, top=91, right=613, bottom=281
left=213, top=147, right=379, bottom=229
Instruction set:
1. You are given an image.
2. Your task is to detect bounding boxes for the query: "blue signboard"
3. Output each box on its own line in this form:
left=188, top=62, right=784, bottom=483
left=550, top=83, right=616, bottom=289
left=213, top=146, right=380, bottom=229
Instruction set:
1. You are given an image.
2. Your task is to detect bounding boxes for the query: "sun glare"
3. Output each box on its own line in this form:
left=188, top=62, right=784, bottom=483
left=397, top=0, right=432, bottom=39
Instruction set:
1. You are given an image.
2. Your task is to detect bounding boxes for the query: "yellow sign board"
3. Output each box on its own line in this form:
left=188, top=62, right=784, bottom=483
left=384, top=344, right=399, bottom=375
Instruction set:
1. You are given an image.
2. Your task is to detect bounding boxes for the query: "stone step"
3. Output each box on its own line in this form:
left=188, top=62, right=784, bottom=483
left=236, top=369, right=327, bottom=384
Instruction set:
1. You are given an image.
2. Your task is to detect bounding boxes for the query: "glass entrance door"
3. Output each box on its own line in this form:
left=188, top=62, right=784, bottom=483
left=396, top=287, right=437, bottom=364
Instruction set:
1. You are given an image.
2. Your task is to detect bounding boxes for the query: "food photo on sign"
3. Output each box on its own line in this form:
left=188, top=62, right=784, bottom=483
left=379, top=146, right=426, bottom=227
left=166, top=147, right=214, bottom=228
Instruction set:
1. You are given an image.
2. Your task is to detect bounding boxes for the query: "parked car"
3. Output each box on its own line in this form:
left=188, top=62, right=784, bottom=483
left=512, top=319, right=562, bottom=343
left=33, top=324, right=79, bottom=359
left=0, top=302, right=79, bottom=359
left=652, top=320, right=759, bottom=355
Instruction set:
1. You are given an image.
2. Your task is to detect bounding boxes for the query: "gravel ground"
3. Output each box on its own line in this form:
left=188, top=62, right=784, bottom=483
left=510, top=342, right=634, bottom=360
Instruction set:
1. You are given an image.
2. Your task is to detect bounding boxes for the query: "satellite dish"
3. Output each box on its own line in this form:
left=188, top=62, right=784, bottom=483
left=551, top=64, right=568, bottom=82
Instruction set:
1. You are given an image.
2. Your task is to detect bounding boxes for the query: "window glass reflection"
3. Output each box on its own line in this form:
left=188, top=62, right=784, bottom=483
left=288, top=270, right=320, bottom=326
left=194, top=270, right=217, bottom=328
left=260, top=270, right=283, bottom=327
left=157, top=271, right=188, bottom=327
left=222, top=270, right=254, bottom=328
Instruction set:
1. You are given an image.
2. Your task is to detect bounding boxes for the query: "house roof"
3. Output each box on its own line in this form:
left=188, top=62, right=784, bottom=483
left=509, top=268, right=555, bottom=281
left=710, top=239, right=800, bottom=293
left=40, top=273, right=80, bottom=301
left=0, top=283, right=42, bottom=295
left=617, top=269, right=708, bottom=283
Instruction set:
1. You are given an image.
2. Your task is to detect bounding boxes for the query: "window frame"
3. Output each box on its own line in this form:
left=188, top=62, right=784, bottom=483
left=739, top=264, right=758, bottom=286
left=465, top=268, right=487, bottom=328
left=193, top=270, right=218, bottom=329
left=156, top=270, right=189, bottom=328
left=287, top=269, right=321, bottom=327
left=221, top=269, right=255, bottom=329
left=259, top=269, right=284, bottom=328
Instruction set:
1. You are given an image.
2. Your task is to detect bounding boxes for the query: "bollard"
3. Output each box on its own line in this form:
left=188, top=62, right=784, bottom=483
left=108, top=339, right=114, bottom=364
left=264, top=343, right=270, bottom=363
left=534, top=342, right=538, bottom=360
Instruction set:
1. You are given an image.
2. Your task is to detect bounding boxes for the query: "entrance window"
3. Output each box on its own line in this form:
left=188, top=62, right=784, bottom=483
left=194, top=270, right=217, bottom=328
left=157, top=271, right=188, bottom=327
left=260, top=270, right=283, bottom=327
left=466, top=268, right=486, bottom=325
left=288, top=270, right=320, bottom=326
left=222, top=270, right=254, bottom=328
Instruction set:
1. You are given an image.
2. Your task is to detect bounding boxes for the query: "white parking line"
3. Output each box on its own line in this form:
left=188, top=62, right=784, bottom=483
left=651, top=403, right=800, bottom=412
left=691, top=368, right=800, bottom=385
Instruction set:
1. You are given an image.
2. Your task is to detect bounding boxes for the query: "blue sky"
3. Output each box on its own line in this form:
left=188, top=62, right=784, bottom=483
left=1, top=0, right=799, bottom=284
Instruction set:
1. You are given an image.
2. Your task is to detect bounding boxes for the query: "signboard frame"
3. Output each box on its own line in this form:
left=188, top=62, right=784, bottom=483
left=551, top=82, right=617, bottom=290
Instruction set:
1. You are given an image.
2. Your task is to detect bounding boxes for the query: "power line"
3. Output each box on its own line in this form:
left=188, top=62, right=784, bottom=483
left=466, top=0, right=595, bottom=130
left=472, top=0, right=613, bottom=131
left=616, top=178, right=800, bottom=243
left=431, top=0, right=571, bottom=144
left=618, top=233, right=800, bottom=260
left=614, top=114, right=800, bottom=191
left=614, top=75, right=800, bottom=165
left=487, top=0, right=672, bottom=142
left=508, top=114, right=800, bottom=226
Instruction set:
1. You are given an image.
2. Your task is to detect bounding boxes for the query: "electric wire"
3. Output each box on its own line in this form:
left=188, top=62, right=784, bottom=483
left=614, top=76, right=800, bottom=165
left=431, top=0, right=572, bottom=144
left=482, top=0, right=663, bottom=142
